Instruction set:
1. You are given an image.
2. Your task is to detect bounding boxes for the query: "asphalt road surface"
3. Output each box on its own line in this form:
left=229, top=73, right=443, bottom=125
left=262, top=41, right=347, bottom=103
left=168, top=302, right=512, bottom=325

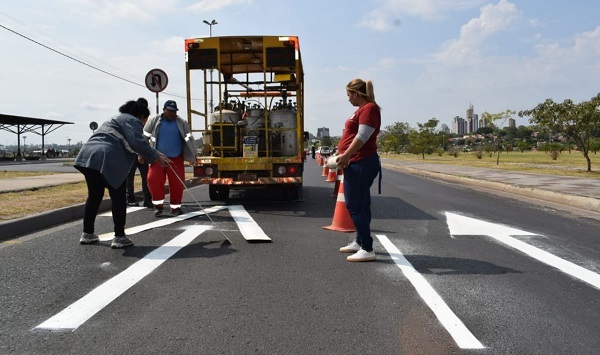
left=1, top=158, right=599, bottom=354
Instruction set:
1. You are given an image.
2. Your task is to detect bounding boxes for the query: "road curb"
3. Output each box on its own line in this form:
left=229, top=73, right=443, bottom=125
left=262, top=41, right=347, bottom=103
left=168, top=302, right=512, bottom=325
left=0, top=180, right=195, bottom=242
left=382, top=163, right=600, bottom=214
left=0, top=199, right=112, bottom=242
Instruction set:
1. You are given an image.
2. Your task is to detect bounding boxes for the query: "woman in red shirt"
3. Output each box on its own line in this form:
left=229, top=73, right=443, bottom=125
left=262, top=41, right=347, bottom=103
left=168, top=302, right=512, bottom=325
left=336, top=78, right=381, bottom=262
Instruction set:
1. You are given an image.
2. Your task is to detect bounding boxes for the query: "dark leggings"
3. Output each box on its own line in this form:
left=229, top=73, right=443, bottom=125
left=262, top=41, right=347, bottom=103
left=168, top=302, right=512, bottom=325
left=78, top=167, right=127, bottom=236
left=126, top=160, right=150, bottom=203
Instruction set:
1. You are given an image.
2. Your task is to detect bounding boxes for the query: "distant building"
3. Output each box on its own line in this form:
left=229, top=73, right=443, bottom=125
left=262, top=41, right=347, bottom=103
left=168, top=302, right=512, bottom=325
left=508, top=118, right=516, bottom=128
left=479, top=116, right=489, bottom=128
left=440, top=123, right=450, bottom=134
left=452, top=116, right=466, bottom=134
left=317, top=127, right=330, bottom=138
left=466, top=104, right=474, bottom=133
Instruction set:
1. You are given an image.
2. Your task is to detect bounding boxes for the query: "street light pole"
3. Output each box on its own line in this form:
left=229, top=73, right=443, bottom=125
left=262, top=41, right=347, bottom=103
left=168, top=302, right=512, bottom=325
left=203, top=19, right=218, bottom=113
left=23, top=135, right=27, bottom=157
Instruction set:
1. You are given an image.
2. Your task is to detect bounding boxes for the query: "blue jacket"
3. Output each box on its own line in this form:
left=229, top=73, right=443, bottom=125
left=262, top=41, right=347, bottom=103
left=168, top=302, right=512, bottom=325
left=75, top=113, right=160, bottom=189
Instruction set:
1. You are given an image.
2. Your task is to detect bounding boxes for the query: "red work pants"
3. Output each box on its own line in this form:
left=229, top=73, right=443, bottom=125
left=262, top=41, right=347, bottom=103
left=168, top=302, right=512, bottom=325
left=147, top=155, right=185, bottom=209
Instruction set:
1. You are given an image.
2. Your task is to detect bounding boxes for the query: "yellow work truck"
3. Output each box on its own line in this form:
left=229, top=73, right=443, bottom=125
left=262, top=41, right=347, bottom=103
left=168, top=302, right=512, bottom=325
left=184, top=35, right=308, bottom=200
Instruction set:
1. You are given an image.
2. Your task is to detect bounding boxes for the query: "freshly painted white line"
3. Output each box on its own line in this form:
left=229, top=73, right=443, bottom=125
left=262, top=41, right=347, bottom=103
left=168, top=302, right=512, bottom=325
left=376, top=234, right=485, bottom=349
left=99, top=206, right=145, bottom=217
left=228, top=205, right=271, bottom=241
left=445, top=212, right=600, bottom=290
left=35, top=225, right=211, bottom=331
left=98, top=206, right=227, bottom=241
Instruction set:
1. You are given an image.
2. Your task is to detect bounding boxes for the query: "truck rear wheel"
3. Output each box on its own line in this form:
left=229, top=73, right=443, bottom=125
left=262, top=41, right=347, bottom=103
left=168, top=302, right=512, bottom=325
left=209, top=185, right=229, bottom=201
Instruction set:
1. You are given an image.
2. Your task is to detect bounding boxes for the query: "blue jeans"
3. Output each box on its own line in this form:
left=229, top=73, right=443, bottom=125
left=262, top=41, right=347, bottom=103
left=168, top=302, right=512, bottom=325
left=343, top=152, right=380, bottom=252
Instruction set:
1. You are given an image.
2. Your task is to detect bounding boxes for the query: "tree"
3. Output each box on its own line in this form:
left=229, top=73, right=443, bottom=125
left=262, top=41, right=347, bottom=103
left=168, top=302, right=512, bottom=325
left=590, top=138, right=600, bottom=154
left=320, top=135, right=334, bottom=147
left=519, top=94, right=600, bottom=171
left=481, top=109, right=515, bottom=165
left=515, top=140, right=530, bottom=152
left=408, top=118, right=439, bottom=159
left=379, top=122, right=410, bottom=153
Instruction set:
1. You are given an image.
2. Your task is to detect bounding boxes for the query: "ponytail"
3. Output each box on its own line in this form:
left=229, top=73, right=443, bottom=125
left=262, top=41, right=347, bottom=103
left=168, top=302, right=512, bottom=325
left=346, top=78, right=381, bottom=110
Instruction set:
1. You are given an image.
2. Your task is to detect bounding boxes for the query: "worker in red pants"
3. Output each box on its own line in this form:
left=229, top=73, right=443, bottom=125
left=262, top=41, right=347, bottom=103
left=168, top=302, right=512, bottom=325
left=144, top=100, right=198, bottom=216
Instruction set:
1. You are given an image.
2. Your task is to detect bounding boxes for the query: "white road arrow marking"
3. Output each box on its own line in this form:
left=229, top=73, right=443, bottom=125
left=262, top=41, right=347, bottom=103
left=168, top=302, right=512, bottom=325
left=35, top=225, right=211, bottom=331
left=377, top=234, right=485, bottom=349
left=445, top=212, right=600, bottom=290
left=98, top=206, right=227, bottom=241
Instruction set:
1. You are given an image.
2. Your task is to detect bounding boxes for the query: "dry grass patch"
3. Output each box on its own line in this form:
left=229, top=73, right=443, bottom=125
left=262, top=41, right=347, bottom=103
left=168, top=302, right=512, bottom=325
left=0, top=173, right=195, bottom=221
left=388, top=151, right=600, bottom=180
left=0, top=171, right=60, bottom=179
left=1, top=182, right=88, bottom=221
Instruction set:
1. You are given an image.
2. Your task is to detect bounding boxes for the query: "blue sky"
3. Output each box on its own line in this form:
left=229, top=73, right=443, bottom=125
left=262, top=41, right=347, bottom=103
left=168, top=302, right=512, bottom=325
left=1, top=0, right=599, bottom=147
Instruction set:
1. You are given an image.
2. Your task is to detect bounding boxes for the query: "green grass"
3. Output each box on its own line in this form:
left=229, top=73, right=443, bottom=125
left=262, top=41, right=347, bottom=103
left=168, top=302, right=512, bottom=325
left=386, top=150, right=600, bottom=180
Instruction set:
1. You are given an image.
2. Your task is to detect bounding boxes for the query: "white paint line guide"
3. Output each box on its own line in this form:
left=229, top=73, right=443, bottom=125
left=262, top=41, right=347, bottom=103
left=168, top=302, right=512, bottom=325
left=35, top=225, right=211, bottom=331
left=99, top=206, right=145, bottom=217
left=376, top=234, right=485, bottom=349
left=228, top=205, right=271, bottom=241
left=98, top=206, right=226, bottom=241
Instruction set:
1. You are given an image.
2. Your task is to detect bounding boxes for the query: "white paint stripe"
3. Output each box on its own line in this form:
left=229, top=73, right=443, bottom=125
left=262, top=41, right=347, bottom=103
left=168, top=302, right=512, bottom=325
left=99, top=206, right=146, bottom=217
left=98, top=206, right=227, bottom=241
left=376, top=234, right=485, bottom=349
left=488, top=233, right=600, bottom=290
left=35, top=225, right=211, bottom=331
left=228, top=205, right=271, bottom=241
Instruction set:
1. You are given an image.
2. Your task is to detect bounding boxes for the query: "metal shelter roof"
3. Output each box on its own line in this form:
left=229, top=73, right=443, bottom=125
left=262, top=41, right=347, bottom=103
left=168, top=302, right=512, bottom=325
left=0, top=113, right=74, bottom=130
left=0, top=113, right=74, bottom=160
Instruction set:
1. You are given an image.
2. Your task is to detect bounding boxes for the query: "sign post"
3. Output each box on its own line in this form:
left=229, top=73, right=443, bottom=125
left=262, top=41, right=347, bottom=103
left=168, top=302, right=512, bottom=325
left=145, top=69, right=169, bottom=114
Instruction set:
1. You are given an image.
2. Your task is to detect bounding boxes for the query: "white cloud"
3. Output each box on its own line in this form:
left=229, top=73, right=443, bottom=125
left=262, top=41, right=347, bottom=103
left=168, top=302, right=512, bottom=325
left=44, top=111, right=66, bottom=120
left=434, top=0, right=521, bottom=63
left=187, top=0, right=253, bottom=13
left=359, top=0, right=485, bottom=30
left=377, top=57, right=397, bottom=69
left=80, top=102, right=113, bottom=111
left=60, top=0, right=176, bottom=24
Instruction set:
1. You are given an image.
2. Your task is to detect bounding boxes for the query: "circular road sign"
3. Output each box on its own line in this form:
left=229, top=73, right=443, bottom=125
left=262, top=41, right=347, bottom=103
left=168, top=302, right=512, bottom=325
left=89, top=121, right=98, bottom=131
left=145, top=68, right=168, bottom=93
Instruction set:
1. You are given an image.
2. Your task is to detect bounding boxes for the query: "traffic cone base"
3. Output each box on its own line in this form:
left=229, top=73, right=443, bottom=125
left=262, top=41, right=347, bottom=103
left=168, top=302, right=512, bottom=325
left=324, top=176, right=355, bottom=233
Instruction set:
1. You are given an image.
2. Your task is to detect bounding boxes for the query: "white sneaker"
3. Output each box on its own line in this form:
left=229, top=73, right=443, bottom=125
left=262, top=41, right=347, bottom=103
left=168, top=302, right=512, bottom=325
left=340, top=241, right=361, bottom=253
left=347, top=249, right=376, bottom=262
left=111, top=236, right=133, bottom=249
left=79, top=232, right=99, bottom=244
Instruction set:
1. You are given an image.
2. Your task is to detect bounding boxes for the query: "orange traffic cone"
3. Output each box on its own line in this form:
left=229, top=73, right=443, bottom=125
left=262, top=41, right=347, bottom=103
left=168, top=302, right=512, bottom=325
left=324, top=176, right=355, bottom=233
left=332, top=169, right=343, bottom=196
left=326, top=167, right=337, bottom=182
left=322, top=164, right=329, bottom=177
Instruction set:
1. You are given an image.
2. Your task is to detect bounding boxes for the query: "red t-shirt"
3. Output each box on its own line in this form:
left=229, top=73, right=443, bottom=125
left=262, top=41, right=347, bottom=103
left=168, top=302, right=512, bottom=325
left=337, top=102, right=380, bottom=162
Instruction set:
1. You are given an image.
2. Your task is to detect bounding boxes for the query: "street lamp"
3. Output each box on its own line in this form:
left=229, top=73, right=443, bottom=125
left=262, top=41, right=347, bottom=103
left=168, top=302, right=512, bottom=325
left=67, top=138, right=71, bottom=157
left=203, top=19, right=218, bottom=113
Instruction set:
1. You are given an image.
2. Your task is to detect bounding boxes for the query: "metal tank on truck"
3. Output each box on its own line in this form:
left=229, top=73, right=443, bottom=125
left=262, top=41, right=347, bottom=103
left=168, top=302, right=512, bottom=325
left=184, top=35, right=308, bottom=201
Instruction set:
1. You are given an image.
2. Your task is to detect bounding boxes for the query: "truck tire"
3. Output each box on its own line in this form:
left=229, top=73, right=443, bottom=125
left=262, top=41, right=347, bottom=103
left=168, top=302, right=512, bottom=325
left=209, top=185, right=230, bottom=201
